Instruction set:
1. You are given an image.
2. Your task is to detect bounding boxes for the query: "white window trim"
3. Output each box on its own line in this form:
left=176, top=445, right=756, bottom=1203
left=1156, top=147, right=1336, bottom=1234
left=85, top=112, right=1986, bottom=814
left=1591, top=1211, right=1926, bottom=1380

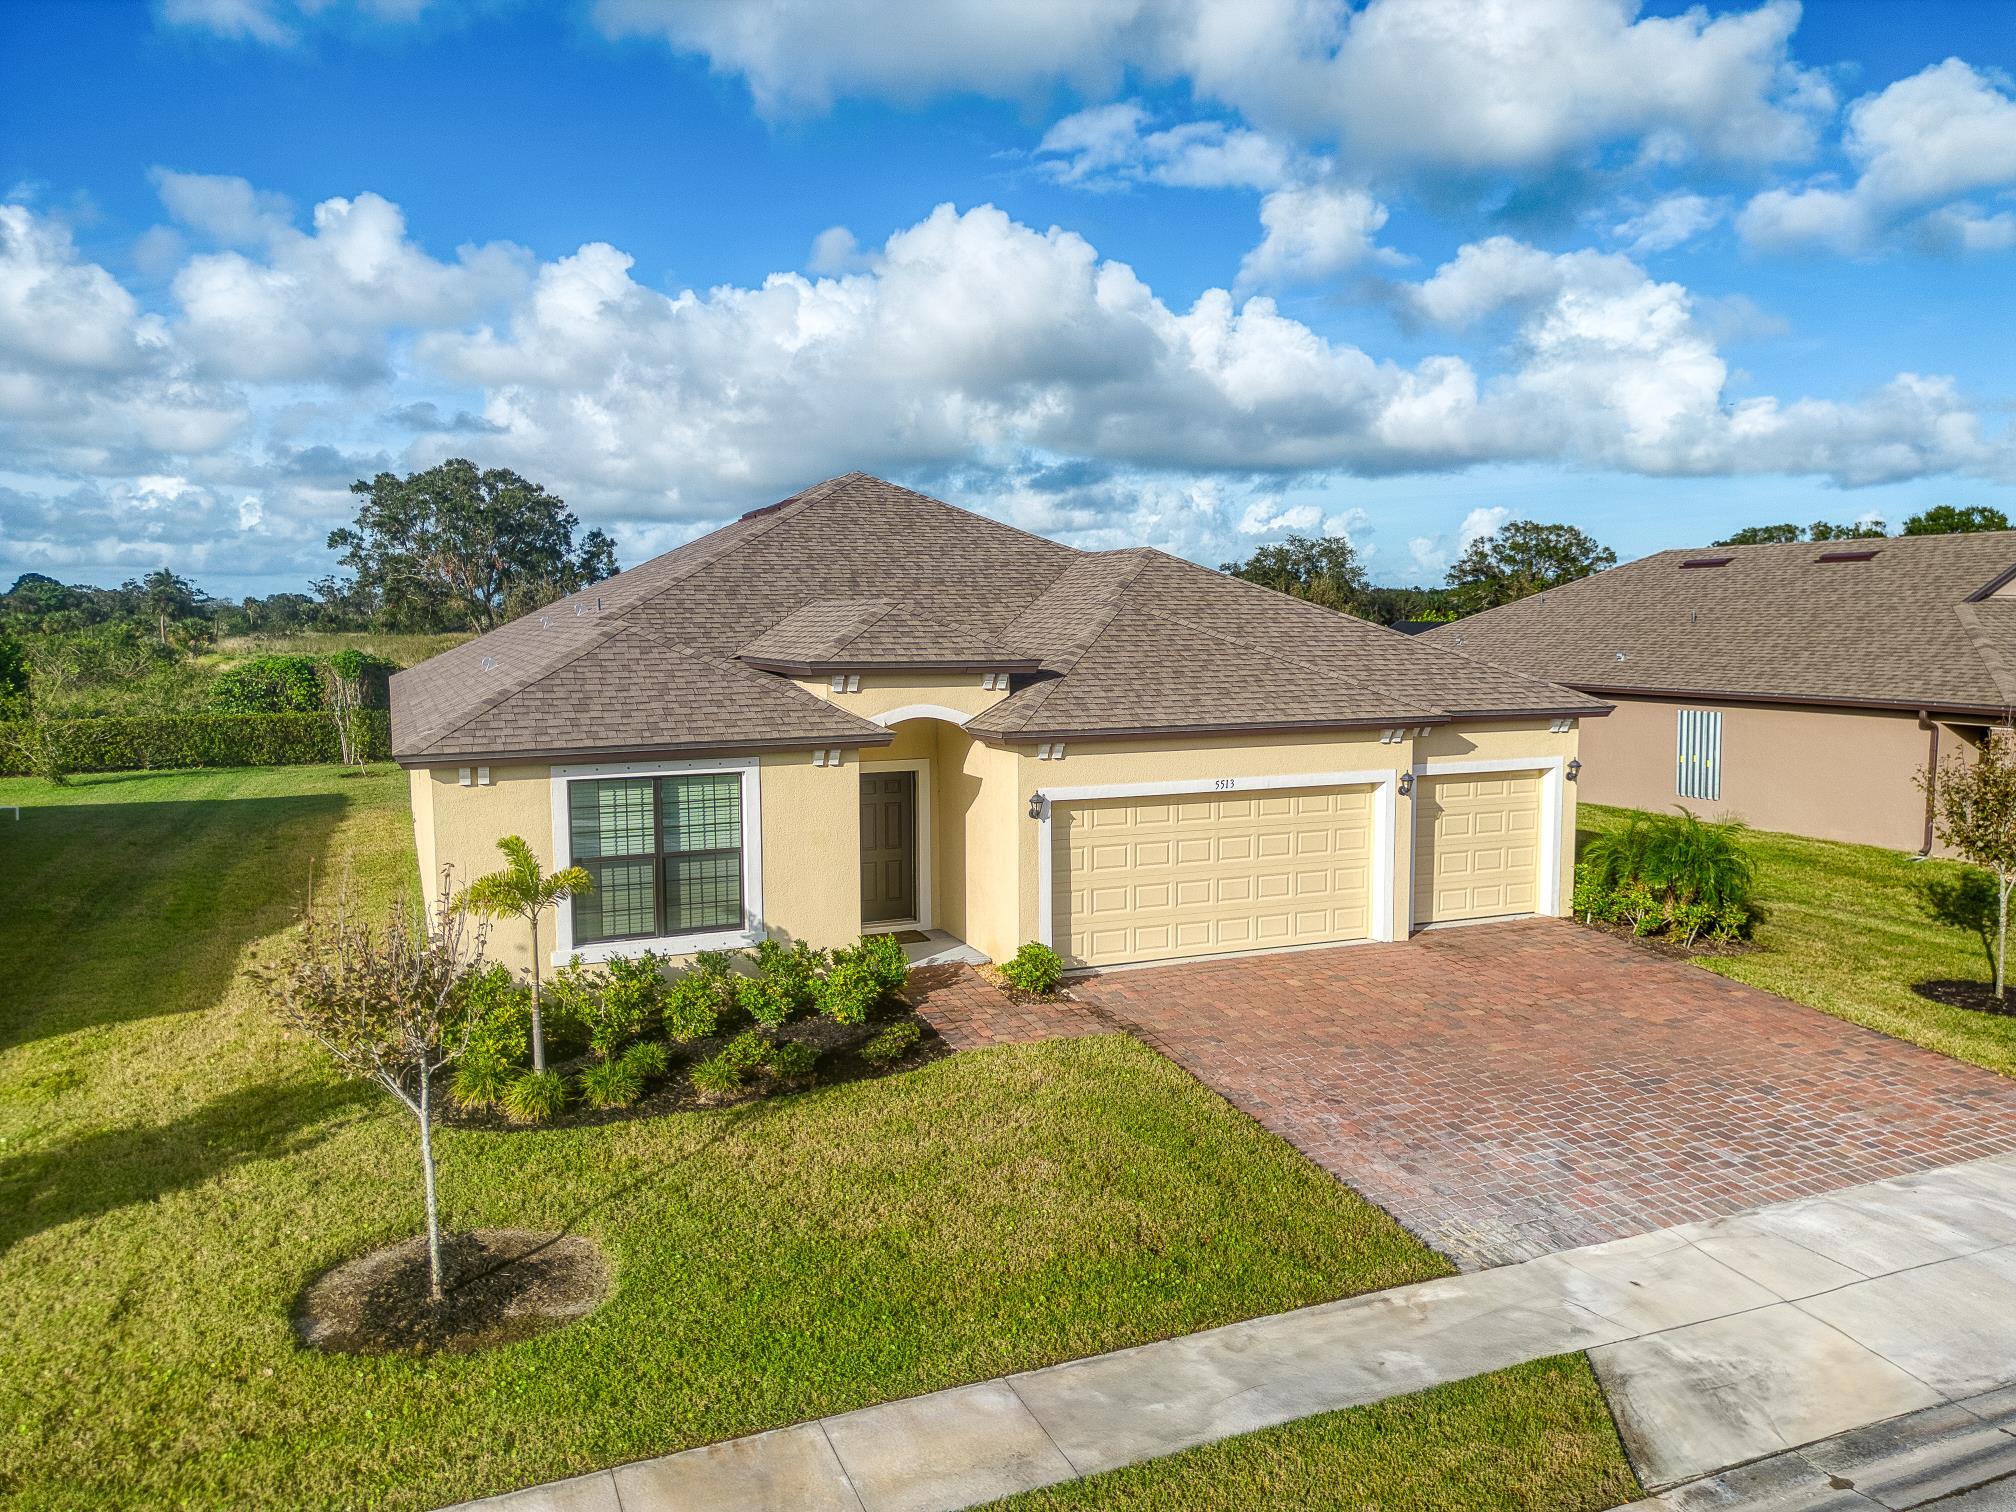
left=547, top=755, right=764, bottom=964
left=1035, top=770, right=1401, bottom=950
left=1407, top=756, right=1566, bottom=928
left=871, top=703, right=971, bottom=728
left=859, top=756, right=933, bottom=932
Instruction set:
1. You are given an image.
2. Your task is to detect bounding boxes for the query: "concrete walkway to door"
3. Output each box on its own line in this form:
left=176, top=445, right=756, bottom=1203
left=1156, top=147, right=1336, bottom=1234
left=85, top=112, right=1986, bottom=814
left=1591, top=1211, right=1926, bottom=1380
left=449, top=1153, right=2016, bottom=1512
left=1073, top=920, right=2016, bottom=1267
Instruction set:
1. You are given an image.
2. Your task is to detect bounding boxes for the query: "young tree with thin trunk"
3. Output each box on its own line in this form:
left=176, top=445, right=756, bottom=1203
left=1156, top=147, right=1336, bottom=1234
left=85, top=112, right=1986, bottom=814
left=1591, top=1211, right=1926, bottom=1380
left=257, top=872, right=487, bottom=1301
left=461, top=836, right=593, bottom=1073
left=1922, top=730, right=2016, bottom=1000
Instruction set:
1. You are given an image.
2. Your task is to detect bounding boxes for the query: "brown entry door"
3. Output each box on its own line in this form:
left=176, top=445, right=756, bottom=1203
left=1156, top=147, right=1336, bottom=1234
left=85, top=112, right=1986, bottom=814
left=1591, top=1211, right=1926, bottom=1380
left=860, top=771, right=917, bottom=924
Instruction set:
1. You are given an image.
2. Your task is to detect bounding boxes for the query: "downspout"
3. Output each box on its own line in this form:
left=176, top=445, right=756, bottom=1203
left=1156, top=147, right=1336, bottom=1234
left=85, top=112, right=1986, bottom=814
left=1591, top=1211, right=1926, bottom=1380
left=1918, top=710, right=1939, bottom=858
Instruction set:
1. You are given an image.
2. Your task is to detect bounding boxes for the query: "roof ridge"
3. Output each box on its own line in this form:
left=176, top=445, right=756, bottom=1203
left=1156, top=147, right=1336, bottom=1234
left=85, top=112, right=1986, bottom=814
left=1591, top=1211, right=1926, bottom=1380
left=1953, top=602, right=2016, bottom=707
left=1035, top=547, right=1158, bottom=673
left=608, top=476, right=852, bottom=630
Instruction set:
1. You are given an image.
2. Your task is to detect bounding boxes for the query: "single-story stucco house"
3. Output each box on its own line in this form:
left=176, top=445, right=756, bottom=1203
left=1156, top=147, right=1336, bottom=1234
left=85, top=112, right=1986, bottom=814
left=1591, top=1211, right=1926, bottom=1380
left=1422, top=530, right=2016, bottom=852
left=392, top=474, right=1604, bottom=974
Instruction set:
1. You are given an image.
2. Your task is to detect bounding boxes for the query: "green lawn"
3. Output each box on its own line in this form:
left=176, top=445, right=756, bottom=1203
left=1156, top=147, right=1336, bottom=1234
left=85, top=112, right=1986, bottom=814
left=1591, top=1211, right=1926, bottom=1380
left=1581, top=803, right=2016, bottom=1077
left=1, top=766, right=1470, bottom=1509
left=991, top=1355, right=1639, bottom=1511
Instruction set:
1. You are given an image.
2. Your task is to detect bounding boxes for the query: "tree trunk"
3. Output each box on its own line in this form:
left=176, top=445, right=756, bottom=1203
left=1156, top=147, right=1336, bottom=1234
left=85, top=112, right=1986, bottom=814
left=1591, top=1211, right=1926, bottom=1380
left=1998, top=876, right=2010, bottom=1002
left=528, top=912, right=546, bottom=1073
left=418, top=1068, right=444, bottom=1303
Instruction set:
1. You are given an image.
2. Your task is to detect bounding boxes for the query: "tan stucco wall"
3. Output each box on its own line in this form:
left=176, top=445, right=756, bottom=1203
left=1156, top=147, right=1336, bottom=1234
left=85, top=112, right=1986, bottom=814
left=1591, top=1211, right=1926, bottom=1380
left=791, top=671, right=1011, bottom=722
left=423, top=762, right=558, bottom=971
left=755, top=753, right=861, bottom=950
left=1575, top=695, right=1942, bottom=851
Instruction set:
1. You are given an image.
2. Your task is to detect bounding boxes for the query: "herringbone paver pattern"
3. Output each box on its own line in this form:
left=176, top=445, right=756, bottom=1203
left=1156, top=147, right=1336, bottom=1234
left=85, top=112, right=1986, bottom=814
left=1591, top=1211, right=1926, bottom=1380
left=1073, top=920, right=2016, bottom=1267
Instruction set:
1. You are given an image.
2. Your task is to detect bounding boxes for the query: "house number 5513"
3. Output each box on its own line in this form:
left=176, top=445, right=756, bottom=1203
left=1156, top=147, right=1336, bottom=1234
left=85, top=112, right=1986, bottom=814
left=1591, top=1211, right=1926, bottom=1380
left=1212, top=778, right=1237, bottom=790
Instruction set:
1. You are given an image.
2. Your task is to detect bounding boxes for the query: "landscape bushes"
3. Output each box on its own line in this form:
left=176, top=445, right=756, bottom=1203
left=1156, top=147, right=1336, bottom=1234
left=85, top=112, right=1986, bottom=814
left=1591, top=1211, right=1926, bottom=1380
left=1574, top=808, right=1758, bottom=944
left=0, top=710, right=391, bottom=775
left=458, top=932, right=924, bottom=1124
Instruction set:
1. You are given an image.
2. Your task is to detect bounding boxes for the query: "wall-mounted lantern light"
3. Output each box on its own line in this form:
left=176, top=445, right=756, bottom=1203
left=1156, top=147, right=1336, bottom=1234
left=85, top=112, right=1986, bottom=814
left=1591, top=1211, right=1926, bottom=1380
left=1567, top=758, right=1582, bottom=781
left=1028, top=792, right=1045, bottom=819
left=1396, top=771, right=1414, bottom=797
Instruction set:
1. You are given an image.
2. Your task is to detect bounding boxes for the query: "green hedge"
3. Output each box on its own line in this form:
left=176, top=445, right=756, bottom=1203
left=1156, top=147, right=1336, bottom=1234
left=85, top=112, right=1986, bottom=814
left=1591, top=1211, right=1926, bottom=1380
left=0, top=711, right=390, bottom=775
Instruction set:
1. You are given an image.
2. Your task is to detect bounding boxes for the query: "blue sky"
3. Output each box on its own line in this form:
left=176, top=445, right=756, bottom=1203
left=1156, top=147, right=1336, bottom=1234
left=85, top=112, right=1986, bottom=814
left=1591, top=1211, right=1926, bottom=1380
left=4, top=0, right=2016, bottom=593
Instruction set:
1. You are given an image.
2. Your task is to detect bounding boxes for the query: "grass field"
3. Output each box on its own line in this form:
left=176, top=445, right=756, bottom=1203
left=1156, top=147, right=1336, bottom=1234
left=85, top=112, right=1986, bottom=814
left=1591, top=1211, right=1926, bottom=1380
left=0, top=765, right=1490, bottom=1509
left=991, top=1355, right=1639, bottom=1511
left=1580, top=803, right=2016, bottom=1077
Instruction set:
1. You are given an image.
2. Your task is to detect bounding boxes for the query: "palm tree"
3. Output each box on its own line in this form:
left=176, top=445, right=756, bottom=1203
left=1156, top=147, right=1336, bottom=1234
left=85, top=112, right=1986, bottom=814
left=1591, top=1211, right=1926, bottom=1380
left=461, top=836, right=593, bottom=1072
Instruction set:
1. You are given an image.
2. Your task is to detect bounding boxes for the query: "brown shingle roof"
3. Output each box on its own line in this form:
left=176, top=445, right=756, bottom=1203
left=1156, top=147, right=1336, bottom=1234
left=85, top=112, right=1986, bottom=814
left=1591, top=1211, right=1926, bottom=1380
left=393, top=473, right=1605, bottom=762
left=1420, top=531, right=2016, bottom=716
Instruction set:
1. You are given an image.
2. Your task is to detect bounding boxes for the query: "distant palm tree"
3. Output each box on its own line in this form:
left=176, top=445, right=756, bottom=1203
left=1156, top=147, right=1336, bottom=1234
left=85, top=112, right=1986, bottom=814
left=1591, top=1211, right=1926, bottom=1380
left=461, top=836, right=593, bottom=1072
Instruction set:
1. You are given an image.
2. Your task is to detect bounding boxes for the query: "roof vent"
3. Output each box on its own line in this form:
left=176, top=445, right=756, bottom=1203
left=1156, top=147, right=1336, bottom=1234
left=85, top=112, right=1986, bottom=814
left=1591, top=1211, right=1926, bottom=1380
left=1816, top=548, right=1880, bottom=562
left=1680, top=555, right=1734, bottom=568
left=480, top=655, right=497, bottom=672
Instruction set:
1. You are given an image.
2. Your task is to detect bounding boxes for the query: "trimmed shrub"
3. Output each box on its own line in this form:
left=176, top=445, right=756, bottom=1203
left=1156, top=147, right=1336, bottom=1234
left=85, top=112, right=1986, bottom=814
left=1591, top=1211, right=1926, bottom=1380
left=819, top=934, right=910, bottom=1025
left=665, top=951, right=739, bottom=1041
left=860, top=1020, right=922, bottom=1068
left=209, top=655, right=326, bottom=714
left=737, top=938, right=827, bottom=1027
left=999, top=941, right=1065, bottom=995
left=501, top=1069, right=569, bottom=1125
left=577, top=1057, right=645, bottom=1110
left=0, top=710, right=390, bottom=775
left=764, top=1039, right=819, bottom=1087
left=1576, top=809, right=1758, bottom=944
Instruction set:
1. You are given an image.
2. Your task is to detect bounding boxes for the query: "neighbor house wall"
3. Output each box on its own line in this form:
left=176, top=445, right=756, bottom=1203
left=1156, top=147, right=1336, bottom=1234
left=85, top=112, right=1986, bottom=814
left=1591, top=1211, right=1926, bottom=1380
left=1576, top=695, right=1942, bottom=851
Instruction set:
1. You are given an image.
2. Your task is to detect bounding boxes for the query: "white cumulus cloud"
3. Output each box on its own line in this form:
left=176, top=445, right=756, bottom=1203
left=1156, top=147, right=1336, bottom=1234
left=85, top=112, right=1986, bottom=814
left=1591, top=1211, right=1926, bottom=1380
left=1237, top=183, right=1400, bottom=289
left=1740, top=58, right=2016, bottom=255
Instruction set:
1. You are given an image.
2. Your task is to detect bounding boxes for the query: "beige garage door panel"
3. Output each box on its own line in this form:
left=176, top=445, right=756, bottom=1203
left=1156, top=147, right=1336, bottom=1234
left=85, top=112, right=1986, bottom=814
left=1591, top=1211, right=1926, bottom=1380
left=1414, top=773, right=1542, bottom=925
left=1054, top=787, right=1374, bottom=968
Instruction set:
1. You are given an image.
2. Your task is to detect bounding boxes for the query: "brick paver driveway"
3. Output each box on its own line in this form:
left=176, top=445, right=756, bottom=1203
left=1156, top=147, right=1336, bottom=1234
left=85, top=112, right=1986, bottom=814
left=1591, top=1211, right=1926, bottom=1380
left=1072, top=919, right=2016, bottom=1268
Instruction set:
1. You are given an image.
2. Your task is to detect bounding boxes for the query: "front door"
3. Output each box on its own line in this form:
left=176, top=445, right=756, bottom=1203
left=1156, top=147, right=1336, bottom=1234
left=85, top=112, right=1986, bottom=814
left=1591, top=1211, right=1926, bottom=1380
left=860, top=771, right=917, bottom=924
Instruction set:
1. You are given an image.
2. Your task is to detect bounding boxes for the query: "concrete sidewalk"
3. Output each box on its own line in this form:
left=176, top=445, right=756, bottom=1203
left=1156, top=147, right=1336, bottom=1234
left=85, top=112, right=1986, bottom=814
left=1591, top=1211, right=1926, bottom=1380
left=452, top=1152, right=2016, bottom=1512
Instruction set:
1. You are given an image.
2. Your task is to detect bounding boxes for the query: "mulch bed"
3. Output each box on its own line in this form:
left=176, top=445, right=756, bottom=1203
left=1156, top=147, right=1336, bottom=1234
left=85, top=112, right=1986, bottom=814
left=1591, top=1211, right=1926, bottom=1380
left=294, top=1229, right=610, bottom=1356
left=1578, top=917, right=1754, bottom=962
left=439, top=1010, right=946, bottom=1132
left=1913, top=979, right=2016, bottom=1016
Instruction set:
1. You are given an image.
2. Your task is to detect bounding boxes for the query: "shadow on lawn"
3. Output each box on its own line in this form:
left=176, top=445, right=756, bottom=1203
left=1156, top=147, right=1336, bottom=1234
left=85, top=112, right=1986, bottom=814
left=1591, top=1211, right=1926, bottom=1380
left=0, top=1072, right=369, bottom=1257
left=0, top=793, right=349, bottom=1052
left=1921, top=867, right=2000, bottom=975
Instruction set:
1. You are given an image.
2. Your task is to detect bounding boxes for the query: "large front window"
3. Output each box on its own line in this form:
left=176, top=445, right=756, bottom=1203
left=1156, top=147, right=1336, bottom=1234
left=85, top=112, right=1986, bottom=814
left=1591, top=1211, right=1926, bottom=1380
left=567, top=772, right=745, bottom=945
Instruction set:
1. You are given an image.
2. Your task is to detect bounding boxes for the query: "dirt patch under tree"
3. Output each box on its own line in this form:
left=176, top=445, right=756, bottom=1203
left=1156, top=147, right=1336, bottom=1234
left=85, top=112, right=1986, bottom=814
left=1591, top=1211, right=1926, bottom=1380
left=295, top=1229, right=611, bottom=1356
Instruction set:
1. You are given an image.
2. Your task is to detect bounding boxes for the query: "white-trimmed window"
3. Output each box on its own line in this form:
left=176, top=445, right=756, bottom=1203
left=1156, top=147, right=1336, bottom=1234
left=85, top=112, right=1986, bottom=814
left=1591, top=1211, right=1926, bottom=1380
left=1676, top=709, right=1721, bottom=801
left=551, top=758, right=762, bottom=960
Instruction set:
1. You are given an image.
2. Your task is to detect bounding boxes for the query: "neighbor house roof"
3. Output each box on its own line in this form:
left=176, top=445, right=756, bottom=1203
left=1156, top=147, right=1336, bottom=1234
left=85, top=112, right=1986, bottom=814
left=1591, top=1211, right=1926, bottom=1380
left=392, top=473, right=1606, bottom=763
left=1420, top=531, right=2016, bottom=717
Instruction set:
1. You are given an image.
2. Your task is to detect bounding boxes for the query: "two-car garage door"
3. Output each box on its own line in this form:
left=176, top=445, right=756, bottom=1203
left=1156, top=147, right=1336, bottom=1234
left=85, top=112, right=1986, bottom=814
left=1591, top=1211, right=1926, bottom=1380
left=1052, top=787, right=1374, bottom=969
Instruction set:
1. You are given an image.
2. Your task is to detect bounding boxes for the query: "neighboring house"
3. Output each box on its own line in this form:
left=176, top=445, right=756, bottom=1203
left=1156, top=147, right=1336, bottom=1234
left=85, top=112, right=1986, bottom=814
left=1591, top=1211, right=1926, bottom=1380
left=1422, top=532, right=2016, bottom=852
left=392, top=474, right=1603, bottom=974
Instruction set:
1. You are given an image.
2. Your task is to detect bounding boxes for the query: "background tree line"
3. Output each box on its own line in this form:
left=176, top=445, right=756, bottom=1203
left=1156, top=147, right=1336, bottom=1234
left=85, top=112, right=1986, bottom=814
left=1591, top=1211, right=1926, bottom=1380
left=0, top=460, right=618, bottom=724
left=1222, top=501, right=2011, bottom=626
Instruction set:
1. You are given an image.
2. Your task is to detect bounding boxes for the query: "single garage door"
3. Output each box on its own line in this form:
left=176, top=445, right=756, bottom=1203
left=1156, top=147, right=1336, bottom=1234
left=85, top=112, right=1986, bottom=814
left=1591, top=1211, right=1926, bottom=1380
left=1052, top=786, right=1374, bottom=968
left=1413, top=773, right=1542, bottom=925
